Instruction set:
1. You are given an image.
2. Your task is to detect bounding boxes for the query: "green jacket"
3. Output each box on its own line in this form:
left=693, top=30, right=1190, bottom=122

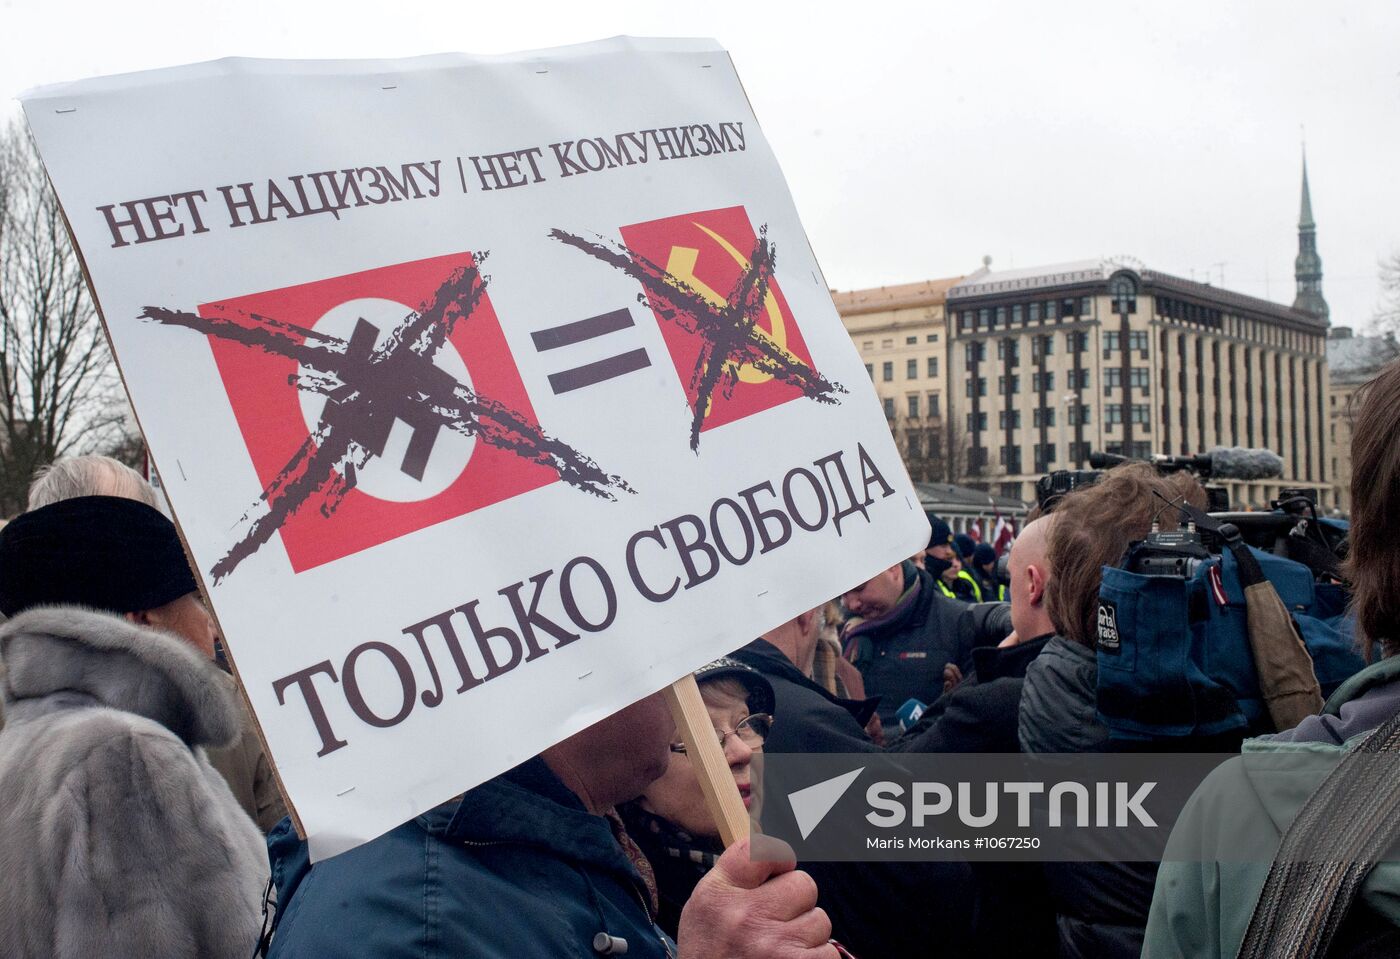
left=1143, top=656, right=1400, bottom=958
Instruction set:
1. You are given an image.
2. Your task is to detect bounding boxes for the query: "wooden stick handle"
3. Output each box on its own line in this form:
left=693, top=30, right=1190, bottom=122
left=663, top=674, right=751, bottom=847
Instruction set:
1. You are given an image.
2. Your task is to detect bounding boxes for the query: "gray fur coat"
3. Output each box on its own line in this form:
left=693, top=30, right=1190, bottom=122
left=0, top=606, right=269, bottom=959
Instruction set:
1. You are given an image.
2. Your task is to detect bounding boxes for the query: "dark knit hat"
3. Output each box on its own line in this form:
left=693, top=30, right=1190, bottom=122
left=927, top=515, right=953, bottom=548
left=0, top=495, right=199, bottom=618
left=973, top=543, right=998, bottom=566
left=953, top=533, right=977, bottom=560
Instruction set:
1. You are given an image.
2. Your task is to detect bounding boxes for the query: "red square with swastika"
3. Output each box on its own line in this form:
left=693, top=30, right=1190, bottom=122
left=619, top=206, right=819, bottom=434
left=199, top=252, right=558, bottom=573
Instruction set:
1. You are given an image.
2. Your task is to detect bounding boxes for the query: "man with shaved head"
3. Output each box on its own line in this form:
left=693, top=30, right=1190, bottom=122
left=1007, top=514, right=1057, bottom=647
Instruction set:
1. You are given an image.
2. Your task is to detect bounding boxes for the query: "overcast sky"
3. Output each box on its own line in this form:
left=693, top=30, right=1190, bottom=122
left=4, top=0, right=1396, bottom=329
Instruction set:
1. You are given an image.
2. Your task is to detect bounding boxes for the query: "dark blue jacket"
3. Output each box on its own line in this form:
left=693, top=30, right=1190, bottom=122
left=266, top=757, right=672, bottom=959
left=843, top=567, right=1013, bottom=726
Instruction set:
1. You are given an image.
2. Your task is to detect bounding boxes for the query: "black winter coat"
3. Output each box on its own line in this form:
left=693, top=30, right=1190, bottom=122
left=890, top=634, right=1050, bottom=754
left=843, top=568, right=1013, bottom=727
left=1019, top=635, right=1153, bottom=959
left=731, top=639, right=978, bottom=958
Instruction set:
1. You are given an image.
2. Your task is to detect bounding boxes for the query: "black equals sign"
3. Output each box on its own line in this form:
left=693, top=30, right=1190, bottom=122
left=531, top=307, right=652, bottom=395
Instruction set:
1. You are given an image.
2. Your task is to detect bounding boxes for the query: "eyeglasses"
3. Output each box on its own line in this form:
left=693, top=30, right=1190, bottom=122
left=670, top=713, right=772, bottom=754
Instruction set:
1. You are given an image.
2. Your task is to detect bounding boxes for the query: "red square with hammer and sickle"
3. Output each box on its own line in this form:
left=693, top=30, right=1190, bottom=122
left=199, top=252, right=558, bottom=573
left=619, top=206, right=819, bottom=434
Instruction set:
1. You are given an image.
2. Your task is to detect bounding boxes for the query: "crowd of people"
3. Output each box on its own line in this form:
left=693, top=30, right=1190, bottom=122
left=2, top=358, right=1399, bottom=958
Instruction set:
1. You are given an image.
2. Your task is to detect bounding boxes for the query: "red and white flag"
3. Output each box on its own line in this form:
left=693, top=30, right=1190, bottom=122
left=992, top=514, right=1017, bottom=556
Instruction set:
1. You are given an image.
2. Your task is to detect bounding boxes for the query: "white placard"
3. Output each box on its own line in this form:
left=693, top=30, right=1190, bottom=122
left=22, top=37, right=928, bottom=859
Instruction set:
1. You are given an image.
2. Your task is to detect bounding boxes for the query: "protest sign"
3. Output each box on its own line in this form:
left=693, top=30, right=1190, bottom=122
left=22, top=37, right=929, bottom=859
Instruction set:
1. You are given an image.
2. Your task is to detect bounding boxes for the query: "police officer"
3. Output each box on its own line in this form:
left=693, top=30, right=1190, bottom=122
left=971, top=543, right=1007, bottom=602
left=927, top=518, right=982, bottom=603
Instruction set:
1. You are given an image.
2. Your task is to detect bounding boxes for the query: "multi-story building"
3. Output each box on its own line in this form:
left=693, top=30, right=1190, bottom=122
left=831, top=276, right=962, bottom=481
left=835, top=160, right=1336, bottom=508
left=1326, top=327, right=1399, bottom=515
left=944, top=258, right=1331, bottom=507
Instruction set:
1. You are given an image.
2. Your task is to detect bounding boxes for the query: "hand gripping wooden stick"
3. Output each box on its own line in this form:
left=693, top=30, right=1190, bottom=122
left=663, top=673, right=751, bottom=847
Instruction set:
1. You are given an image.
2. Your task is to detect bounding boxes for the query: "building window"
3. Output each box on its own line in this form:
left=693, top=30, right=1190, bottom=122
left=999, top=446, right=1023, bottom=472
left=1034, top=444, right=1057, bottom=472
left=959, top=313, right=972, bottom=332
left=1069, top=441, right=1091, bottom=463
left=1068, top=369, right=1090, bottom=389
left=1011, top=304, right=1023, bottom=325
left=908, top=395, right=920, bottom=418
left=995, top=306, right=1007, bottom=326
left=1032, top=371, right=1056, bottom=392
left=1034, top=407, right=1057, bottom=428
left=1131, top=368, right=1149, bottom=390
left=967, top=411, right=988, bottom=432
left=905, top=335, right=917, bottom=345
left=978, top=309, right=991, bottom=330
left=1104, top=331, right=1121, bottom=353
left=862, top=341, right=873, bottom=350
left=1065, top=331, right=1089, bottom=353
left=1081, top=297, right=1092, bottom=316
left=1105, top=368, right=1122, bottom=390
left=1029, top=302, right=1042, bottom=322
left=907, top=434, right=922, bottom=458
left=883, top=397, right=895, bottom=419
left=965, top=377, right=989, bottom=398
left=1046, top=299, right=1058, bottom=320
left=882, top=361, right=893, bottom=381
left=1131, top=405, right=1150, bottom=425
left=998, top=375, right=1021, bottom=394
left=865, top=363, right=873, bottom=380
left=881, top=339, right=893, bottom=349
left=928, top=393, right=941, bottom=416
left=1106, top=404, right=1124, bottom=425
left=927, top=333, right=939, bottom=343
left=907, top=358, right=918, bottom=379
left=999, top=410, right=1022, bottom=429
left=1129, top=331, right=1149, bottom=353
left=927, top=356, right=939, bottom=377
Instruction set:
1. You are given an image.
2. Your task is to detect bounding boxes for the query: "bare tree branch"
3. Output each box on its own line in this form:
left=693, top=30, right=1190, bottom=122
left=1374, top=252, right=1400, bottom=334
left=0, top=120, right=136, bottom=515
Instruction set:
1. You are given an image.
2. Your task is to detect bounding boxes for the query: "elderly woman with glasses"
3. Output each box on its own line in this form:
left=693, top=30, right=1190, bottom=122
left=619, top=657, right=773, bottom=938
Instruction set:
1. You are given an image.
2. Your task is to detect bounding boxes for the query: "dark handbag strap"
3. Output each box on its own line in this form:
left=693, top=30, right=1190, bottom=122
left=1238, top=710, right=1400, bottom=959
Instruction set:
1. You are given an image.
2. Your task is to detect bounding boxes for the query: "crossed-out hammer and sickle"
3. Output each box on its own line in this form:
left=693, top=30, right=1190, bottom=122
left=666, top=222, right=788, bottom=387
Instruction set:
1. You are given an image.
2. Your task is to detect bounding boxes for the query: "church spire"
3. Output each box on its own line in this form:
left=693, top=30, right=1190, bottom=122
left=1298, top=151, right=1315, bottom=229
left=1292, top=147, right=1329, bottom=321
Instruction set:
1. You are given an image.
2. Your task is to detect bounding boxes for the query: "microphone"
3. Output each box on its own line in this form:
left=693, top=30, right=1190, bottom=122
left=895, top=698, right=926, bottom=733
left=1154, top=447, right=1284, bottom=481
left=1087, top=447, right=1283, bottom=481
left=1088, top=451, right=1129, bottom=469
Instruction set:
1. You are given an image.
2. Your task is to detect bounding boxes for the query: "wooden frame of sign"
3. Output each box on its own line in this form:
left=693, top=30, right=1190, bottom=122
left=663, top=673, right=751, bottom=846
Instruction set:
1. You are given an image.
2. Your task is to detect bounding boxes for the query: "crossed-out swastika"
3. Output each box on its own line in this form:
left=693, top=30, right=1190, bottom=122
left=141, top=255, right=632, bottom=582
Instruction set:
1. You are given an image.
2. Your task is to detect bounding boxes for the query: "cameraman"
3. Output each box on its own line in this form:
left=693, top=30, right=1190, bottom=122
left=1018, top=463, right=1207, bottom=959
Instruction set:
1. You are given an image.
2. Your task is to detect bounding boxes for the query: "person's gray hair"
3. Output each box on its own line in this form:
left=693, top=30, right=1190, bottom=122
left=28, top=455, right=161, bottom=511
